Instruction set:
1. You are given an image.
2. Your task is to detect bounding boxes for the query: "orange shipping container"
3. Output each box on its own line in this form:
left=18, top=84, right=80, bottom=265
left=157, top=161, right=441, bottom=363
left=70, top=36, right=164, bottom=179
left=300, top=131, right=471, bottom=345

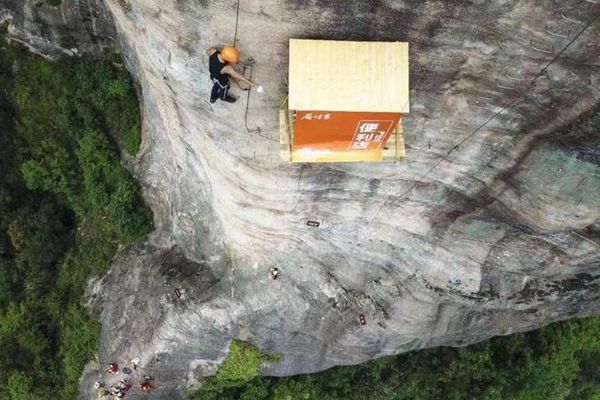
left=293, top=111, right=403, bottom=162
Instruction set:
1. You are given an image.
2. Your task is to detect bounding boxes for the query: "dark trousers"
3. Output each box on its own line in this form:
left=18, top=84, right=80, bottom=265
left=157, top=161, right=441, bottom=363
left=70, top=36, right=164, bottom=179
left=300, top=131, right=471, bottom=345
left=210, top=76, right=230, bottom=103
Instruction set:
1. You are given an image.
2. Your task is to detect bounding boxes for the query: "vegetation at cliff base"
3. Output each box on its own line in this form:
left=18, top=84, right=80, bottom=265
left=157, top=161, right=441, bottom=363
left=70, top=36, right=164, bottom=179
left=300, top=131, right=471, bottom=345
left=195, top=339, right=282, bottom=399
left=0, top=45, right=152, bottom=399
left=193, top=317, right=600, bottom=400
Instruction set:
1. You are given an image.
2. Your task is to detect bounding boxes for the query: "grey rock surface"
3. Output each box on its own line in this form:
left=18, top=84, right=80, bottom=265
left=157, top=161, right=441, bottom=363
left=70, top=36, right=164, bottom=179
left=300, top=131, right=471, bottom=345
left=1, top=0, right=116, bottom=58
left=2, top=0, right=600, bottom=399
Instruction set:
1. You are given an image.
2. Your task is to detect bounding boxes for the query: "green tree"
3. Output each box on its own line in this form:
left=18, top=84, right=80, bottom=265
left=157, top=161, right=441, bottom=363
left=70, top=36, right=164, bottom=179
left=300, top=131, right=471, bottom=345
left=192, top=318, right=600, bottom=400
left=7, top=372, right=37, bottom=400
left=0, top=43, right=151, bottom=399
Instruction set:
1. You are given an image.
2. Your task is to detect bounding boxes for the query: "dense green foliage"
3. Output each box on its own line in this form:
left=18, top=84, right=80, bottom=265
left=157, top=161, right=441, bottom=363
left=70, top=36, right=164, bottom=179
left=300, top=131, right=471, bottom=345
left=0, top=45, right=152, bottom=399
left=194, top=317, right=600, bottom=400
left=194, top=340, right=281, bottom=400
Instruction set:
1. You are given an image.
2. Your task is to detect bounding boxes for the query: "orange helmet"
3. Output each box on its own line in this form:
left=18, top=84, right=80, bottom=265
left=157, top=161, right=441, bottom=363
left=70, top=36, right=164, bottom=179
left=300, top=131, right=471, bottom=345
left=221, top=45, right=240, bottom=63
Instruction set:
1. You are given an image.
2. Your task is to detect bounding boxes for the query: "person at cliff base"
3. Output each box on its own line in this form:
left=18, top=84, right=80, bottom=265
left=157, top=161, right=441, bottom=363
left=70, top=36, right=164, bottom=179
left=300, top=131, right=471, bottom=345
left=206, top=45, right=263, bottom=103
left=110, top=385, right=123, bottom=397
left=130, top=357, right=141, bottom=370
left=94, top=381, right=111, bottom=397
left=106, top=363, right=118, bottom=374
left=120, top=379, right=131, bottom=392
left=141, top=381, right=153, bottom=392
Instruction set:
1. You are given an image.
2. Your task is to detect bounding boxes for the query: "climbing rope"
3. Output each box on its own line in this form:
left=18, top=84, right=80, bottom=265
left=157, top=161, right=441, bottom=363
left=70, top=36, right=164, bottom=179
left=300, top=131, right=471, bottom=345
left=244, top=63, right=257, bottom=133
left=230, top=0, right=275, bottom=140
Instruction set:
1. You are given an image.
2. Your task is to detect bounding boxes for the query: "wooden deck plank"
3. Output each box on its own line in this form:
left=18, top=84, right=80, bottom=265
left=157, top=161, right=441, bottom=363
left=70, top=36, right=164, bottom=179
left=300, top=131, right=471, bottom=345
left=279, top=98, right=292, bottom=162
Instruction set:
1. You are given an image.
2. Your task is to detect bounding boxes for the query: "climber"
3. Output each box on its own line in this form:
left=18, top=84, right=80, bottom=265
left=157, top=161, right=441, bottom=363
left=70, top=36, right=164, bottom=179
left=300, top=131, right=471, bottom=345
left=106, top=363, right=118, bottom=374
left=120, top=379, right=132, bottom=392
left=141, top=381, right=153, bottom=393
left=129, top=357, right=141, bottom=370
left=206, top=45, right=262, bottom=103
left=110, top=385, right=123, bottom=397
left=94, top=381, right=110, bottom=397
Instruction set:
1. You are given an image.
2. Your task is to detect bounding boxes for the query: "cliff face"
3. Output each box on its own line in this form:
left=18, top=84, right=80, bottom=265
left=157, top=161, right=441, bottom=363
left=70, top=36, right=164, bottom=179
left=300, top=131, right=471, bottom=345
left=0, top=0, right=116, bottom=58
left=3, top=0, right=600, bottom=399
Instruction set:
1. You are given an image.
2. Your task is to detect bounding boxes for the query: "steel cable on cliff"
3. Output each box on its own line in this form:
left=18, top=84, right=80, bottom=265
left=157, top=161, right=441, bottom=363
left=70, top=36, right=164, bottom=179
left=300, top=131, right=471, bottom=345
left=231, top=0, right=277, bottom=142
left=244, top=63, right=264, bottom=136
left=233, top=0, right=241, bottom=47
left=364, top=6, right=600, bottom=228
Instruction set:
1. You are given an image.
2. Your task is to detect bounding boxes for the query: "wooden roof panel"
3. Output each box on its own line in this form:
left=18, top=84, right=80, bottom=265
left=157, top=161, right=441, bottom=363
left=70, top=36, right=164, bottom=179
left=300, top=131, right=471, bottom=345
left=288, top=39, right=409, bottom=113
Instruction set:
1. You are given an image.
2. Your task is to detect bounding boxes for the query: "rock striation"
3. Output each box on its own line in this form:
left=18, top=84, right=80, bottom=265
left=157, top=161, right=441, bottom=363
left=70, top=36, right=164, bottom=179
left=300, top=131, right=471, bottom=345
left=2, top=1, right=600, bottom=399
left=1, top=0, right=116, bottom=58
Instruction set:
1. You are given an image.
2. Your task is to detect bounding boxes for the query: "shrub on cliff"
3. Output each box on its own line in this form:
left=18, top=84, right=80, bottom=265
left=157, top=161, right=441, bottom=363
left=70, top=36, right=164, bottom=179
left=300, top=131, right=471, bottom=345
left=195, top=340, right=281, bottom=400
left=192, top=317, right=600, bottom=400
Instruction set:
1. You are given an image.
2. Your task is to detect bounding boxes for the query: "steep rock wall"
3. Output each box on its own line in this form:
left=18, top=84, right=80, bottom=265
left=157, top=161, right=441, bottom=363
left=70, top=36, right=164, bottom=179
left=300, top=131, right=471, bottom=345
left=1, top=0, right=116, bottom=58
left=3, top=0, right=600, bottom=399
left=84, top=1, right=599, bottom=397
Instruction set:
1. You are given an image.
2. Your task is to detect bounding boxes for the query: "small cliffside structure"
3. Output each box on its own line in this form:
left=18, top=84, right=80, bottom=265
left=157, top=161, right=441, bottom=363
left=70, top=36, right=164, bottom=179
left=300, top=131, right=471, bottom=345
left=281, top=39, right=410, bottom=163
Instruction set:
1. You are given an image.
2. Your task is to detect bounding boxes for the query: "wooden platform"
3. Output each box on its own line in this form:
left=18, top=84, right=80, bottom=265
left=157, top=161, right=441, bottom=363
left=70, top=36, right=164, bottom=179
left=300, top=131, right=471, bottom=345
left=279, top=98, right=294, bottom=163
left=381, top=119, right=406, bottom=162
